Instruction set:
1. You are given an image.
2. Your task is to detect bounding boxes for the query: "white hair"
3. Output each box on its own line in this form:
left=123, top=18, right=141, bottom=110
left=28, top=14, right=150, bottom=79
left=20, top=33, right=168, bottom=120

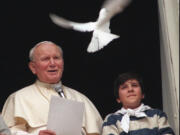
left=29, top=41, right=63, bottom=61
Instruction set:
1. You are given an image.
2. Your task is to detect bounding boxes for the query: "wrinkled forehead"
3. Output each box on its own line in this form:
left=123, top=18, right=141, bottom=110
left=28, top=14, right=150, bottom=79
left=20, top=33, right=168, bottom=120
left=35, top=43, right=62, bottom=55
left=32, top=43, right=62, bottom=61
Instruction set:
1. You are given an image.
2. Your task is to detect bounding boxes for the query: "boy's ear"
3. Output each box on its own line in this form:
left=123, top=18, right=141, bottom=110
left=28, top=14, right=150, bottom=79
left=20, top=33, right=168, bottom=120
left=142, top=94, right=145, bottom=99
left=116, top=98, right=121, bottom=103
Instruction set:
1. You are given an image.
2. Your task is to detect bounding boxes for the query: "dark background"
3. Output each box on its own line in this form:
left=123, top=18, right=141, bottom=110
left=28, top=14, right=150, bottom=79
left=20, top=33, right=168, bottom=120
left=1, top=0, right=161, bottom=118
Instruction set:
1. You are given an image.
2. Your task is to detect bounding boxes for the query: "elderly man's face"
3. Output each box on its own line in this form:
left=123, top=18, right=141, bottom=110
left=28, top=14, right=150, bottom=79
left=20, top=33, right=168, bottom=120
left=29, top=43, right=64, bottom=84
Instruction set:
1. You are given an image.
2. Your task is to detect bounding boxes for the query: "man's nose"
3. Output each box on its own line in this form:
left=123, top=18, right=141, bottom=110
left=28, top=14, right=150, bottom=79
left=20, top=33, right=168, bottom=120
left=49, top=58, right=55, bottom=65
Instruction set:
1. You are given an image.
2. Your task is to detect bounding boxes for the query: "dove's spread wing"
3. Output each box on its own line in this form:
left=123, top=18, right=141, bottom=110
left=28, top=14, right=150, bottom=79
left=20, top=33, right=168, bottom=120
left=87, top=29, right=119, bottom=53
left=102, top=0, right=132, bottom=16
left=96, top=0, right=132, bottom=27
left=49, top=14, right=96, bottom=32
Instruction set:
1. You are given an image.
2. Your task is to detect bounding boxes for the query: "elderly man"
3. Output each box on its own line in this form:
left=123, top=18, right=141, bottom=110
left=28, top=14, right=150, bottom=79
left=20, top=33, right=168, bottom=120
left=2, top=41, right=102, bottom=135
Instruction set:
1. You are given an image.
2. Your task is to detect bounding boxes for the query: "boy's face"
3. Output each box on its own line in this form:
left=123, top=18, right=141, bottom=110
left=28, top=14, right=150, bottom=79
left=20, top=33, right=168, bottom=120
left=117, top=79, right=144, bottom=109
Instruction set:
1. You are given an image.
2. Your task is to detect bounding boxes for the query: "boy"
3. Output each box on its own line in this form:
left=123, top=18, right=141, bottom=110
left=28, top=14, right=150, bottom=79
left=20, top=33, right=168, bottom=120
left=101, top=72, right=175, bottom=135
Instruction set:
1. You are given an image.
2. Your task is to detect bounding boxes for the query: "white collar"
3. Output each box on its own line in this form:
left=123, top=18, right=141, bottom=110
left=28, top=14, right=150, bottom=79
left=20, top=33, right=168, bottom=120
left=35, top=80, right=62, bottom=89
left=116, top=103, right=151, bottom=133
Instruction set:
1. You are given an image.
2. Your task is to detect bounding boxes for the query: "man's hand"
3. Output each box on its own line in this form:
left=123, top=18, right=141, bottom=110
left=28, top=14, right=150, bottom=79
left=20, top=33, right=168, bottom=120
left=39, top=130, right=56, bottom=135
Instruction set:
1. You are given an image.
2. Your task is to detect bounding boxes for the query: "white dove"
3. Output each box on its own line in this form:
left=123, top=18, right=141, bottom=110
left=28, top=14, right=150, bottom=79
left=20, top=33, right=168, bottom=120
left=49, top=0, right=131, bottom=53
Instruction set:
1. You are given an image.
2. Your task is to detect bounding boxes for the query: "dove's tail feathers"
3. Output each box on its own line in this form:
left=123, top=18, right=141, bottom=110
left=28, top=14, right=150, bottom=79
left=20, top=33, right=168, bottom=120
left=49, top=13, right=73, bottom=29
left=87, top=30, right=119, bottom=53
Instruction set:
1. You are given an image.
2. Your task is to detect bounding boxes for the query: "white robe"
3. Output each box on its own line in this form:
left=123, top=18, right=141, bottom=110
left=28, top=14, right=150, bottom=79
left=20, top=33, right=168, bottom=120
left=2, top=80, right=103, bottom=135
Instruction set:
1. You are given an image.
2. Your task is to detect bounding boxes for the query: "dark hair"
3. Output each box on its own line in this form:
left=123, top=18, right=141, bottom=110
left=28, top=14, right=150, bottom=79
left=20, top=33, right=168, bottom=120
left=114, top=72, right=145, bottom=99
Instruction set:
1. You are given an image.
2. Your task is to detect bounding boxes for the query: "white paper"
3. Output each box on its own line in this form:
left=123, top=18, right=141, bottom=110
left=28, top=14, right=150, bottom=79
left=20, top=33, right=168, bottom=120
left=47, top=96, right=84, bottom=135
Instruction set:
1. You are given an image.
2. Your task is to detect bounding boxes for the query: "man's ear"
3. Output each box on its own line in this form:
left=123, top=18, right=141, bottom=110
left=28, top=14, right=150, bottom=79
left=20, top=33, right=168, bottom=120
left=29, top=62, right=36, bottom=74
left=116, top=98, right=121, bottom=103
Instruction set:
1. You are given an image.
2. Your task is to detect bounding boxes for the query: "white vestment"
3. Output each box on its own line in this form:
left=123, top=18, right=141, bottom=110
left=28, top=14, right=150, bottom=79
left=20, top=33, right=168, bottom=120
left=2, top=80, right=103, bottom=135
